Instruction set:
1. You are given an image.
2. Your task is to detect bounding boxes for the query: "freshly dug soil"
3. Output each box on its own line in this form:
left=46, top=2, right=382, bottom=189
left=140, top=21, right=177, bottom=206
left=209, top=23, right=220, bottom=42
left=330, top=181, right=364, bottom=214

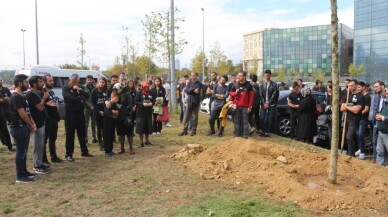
left=171, top=138, right=388, bottom=216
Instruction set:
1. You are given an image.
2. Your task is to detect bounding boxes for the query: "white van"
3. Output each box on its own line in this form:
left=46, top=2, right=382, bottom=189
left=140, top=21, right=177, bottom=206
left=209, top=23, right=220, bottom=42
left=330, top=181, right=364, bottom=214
left=15, top=65, right=105, bottom=88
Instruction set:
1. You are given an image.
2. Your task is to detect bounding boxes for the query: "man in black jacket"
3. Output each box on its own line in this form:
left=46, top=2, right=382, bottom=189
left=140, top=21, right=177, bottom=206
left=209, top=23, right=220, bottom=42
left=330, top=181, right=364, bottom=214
left=178, top=72, right=203, bottom=136
left=62, top=74, right=92, bottom=162
left=259, top=70, right=279, bottom=137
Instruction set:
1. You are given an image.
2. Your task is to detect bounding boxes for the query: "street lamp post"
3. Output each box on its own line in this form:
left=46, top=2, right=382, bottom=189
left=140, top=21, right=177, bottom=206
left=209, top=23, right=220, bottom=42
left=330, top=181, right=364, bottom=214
left=201, top=8, right=205, bottom=82
left=21, top=29, right=26, bottom=66
left=35, top=0, right=39, bottom=65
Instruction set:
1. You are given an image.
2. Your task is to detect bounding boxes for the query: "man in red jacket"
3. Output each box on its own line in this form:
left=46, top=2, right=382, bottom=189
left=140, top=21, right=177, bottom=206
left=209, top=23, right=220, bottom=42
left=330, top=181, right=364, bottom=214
left=229, top=71, right=254, bottom=139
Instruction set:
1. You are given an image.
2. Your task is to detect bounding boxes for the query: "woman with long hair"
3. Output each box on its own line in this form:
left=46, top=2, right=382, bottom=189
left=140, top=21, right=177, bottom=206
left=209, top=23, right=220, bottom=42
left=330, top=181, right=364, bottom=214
left=150, top=77, right=166, bottom=135
left=91, top=77, right=108, bottom=151
left=134, top=81, right=154, bottom=147
left=116, top=80, right=136, bottom=154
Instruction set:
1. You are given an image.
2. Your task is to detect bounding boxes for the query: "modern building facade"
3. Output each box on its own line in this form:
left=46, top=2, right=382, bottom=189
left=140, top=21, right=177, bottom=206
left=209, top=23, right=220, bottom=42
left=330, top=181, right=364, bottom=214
left=242, top=28, right=271, bottom=76
left=263, top=24, right=353, bottom=78
left=354, top=0, right=388, bottom=82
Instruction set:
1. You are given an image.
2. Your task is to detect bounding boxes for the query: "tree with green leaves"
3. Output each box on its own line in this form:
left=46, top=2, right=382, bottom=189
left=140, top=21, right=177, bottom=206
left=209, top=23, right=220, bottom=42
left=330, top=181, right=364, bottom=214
left=191, top=48, right=208, bottom=74
left=277, top=68, right=286, bottom=82
left=141, top=12, right=160, bottom=74
left=348, top=63, right=364, bottom=79
left=122, top=26, right=139, bottom=78
left=77, top=33, right=86, bottom=68
left=135, top=55, right=157, bottom=77
left=311, top=69, right=326, bottom=82
left=208, top=41, right=229, bottom=75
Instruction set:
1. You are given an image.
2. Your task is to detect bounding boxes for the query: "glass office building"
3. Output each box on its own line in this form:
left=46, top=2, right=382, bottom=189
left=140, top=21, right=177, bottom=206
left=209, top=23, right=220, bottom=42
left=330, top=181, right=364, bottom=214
left=354, top=0, right=388, bottom=82
left=263, top=24, right=353, bottom=77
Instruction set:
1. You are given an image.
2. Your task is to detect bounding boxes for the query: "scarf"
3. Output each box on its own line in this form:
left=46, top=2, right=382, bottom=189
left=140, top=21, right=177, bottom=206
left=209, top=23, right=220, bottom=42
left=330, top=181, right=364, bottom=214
left=141, top=81, right=150, bottom=96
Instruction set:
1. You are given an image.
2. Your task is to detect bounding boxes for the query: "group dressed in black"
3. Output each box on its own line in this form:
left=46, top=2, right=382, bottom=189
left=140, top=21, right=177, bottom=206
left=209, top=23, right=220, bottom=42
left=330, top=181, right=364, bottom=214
left=4, top=69, right=388, bottom=183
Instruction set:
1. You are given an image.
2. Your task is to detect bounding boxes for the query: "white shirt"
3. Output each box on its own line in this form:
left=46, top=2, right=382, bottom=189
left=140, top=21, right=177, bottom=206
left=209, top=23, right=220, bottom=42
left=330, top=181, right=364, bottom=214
left=163, top=83, right=171, bottom=100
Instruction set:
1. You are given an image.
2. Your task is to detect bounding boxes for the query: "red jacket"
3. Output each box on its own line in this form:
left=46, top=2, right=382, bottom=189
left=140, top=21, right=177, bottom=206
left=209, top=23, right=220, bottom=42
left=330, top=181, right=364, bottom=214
left=229, top=81, right=254, bottom=108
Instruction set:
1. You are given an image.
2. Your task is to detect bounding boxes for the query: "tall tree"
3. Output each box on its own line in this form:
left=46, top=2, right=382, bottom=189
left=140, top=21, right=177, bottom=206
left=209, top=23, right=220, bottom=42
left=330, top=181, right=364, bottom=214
left=208, top=41, right=228, bottom=75
left=191, top=48, right=207, bottom=74
left=77, top=33, right=87, bottom=68
left=135, top=55, right=157, bottom=77
left=328, top=0, right=340, bottom=184
left=122, top=26, right=139, bottom=78
left=141, top=12, right=160, bottom=74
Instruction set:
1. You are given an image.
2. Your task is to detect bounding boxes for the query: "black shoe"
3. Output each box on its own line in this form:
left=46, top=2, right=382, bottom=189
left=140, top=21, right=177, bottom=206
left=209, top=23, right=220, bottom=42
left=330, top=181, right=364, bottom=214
left=178, top=132, right=188, bottom=136
left=26, top=171, right=38, bottom=178
left=81, top=153, right=93, bottom=157
left=51, top=158, right=63, bottom=163
left=139, top=143, right=145, bottom=148
left=34, top=166, right=51, bottom=174
left=217, top=131, right=223, bottom=137
left=207, top=131, right=215, bottom=136
left=190, top=132, right=196, bottom=136
left=66, top=156, right=75, bottom=162
left=92, top=138, right=98, bottom=143
left=16, top=176, right=34, bottom=183
left=40, top=164, right=51, bottom=170
left=7, top=146, right=15, bottom=152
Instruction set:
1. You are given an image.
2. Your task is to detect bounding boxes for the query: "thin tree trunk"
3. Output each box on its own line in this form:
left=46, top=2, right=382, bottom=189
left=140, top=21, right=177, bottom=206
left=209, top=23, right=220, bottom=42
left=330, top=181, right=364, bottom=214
left=328, top=0, right=340, bottom=184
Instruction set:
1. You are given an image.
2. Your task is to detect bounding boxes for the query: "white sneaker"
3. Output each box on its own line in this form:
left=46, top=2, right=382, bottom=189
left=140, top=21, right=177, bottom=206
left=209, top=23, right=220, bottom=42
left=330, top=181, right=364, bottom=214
left=156, top=132, right=161, bottom=135
left=355, top=149, right=361, bottom=156
left=152, top=132, right=157, bottom=135
left=166, top=123, right=172, bottom=127
left=358, top=153, right=366, bottom=160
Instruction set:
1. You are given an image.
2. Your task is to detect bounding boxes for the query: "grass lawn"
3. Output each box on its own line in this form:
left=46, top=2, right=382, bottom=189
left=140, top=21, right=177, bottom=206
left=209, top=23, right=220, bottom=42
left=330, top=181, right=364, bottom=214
left=0, top=112, right=309, bottom=217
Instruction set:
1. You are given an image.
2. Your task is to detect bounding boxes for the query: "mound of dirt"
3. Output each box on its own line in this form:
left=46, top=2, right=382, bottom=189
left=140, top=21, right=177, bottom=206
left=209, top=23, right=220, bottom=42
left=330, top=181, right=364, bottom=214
left=171, top=138, right=388, bottom=216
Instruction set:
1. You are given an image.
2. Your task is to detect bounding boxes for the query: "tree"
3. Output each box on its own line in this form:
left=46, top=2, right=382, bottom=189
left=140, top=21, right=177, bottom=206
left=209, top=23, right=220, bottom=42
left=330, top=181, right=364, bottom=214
left=277, top=68, right=286, bottom=82
left=104, top=57, right=122, bottom=76
left=290, top=68, right=302, bottom=81
left=348, top=63, right=364, bottom=79
left=122, top=26, right=139, bottom=78
left=59, top=63, right=88, bottom=70
left=191, top=48, right=208, bottom=74
left=135, top=55, right=157, bottom=77
left=312, top=69, right=326, bottom=82
left=91, top=64, right=100, bottom=71
left=141, top=12, right=160, bottom=74
left=328, top=0, right=340, bottom=184
left=77, top=33, right=87, bottom=68
left=208, top=41, right=228, bottom=75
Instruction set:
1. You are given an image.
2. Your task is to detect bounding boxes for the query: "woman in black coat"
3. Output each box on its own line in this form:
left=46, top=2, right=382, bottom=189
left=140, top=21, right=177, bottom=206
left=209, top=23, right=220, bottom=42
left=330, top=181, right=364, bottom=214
left=91, top=77, right=108, bottom=151
left=297, top=88, right=317, bottom=143
left=134, top=81, right=154, bottom=147
left=116, top=80, right=136, bottom=155
left=150, top=77, right=166, bottom=135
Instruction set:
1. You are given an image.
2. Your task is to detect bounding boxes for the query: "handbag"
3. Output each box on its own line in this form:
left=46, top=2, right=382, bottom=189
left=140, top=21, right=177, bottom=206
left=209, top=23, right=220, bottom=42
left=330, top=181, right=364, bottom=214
left=156, top=106, right=169, bottom=122
left=227, top=103, right=237, bottom=116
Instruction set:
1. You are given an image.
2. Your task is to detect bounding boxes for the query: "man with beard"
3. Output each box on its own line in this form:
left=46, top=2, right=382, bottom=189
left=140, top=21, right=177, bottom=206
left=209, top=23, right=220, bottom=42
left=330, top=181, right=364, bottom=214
left=42, top=74, right=62, bottom=163
left=340, top=79, right=365, bottom=157
left=83, top=75, right=97, bottom=144
left=207, top=75, right=228, bottom=137
left=62, top=74, right=92, bottom=162
left=26, top=76, right=51, bottom=174
left=0, top=77, right=14, bottom=151
left=10, top=74, right=37, bottom=183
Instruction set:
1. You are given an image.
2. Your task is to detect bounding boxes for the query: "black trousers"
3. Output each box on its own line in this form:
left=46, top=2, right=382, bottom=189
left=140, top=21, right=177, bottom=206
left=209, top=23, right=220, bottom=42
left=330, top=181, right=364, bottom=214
left=103, top=117, right=116, bottom=153
left=153, top=113, right=163, bottom=133
left=248, top=107, right=260, bottom=130
left=346, top=122, right=358, bottom=157
left=43, top=118, right=59, bottom=161
left=0, top=115, right=12, bottom=148
left=65, top=112, right=89, bottom=157
left=95, top=115, right=104, bottom=144
left=209, top=108, right=222, bottom=132
left=290, top=111, right=298, bottom=138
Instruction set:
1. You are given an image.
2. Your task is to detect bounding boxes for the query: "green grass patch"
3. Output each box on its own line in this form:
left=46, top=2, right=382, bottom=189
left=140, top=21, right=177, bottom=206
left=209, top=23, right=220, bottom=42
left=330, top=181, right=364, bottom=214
left=170, top=194, right=305, bottom=217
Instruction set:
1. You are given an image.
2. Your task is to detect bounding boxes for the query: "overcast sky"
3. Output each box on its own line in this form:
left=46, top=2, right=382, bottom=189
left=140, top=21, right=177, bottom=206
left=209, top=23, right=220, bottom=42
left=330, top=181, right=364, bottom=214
left=0, top=0, right=354, bottom=71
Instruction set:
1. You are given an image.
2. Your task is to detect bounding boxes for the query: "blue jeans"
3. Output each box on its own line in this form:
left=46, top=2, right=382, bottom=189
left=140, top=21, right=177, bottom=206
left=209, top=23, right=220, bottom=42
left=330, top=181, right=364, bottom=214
left=260, top=106, right=276, bottom=134
left=356, top=119, right=367, bottom=154
left=376, top=132, right=388, bottom=165
left=10, top=125, right=30, bottom=179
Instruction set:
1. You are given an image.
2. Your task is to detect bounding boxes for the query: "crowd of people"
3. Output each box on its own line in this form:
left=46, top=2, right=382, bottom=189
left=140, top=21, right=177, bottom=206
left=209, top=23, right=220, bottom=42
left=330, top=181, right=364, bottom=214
left=3, top=69, right=388, bottom=183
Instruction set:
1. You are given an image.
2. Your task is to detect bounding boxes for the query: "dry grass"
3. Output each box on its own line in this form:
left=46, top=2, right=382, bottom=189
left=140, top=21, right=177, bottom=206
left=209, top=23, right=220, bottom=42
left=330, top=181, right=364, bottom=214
left=0, top=112, right=307, bottom=217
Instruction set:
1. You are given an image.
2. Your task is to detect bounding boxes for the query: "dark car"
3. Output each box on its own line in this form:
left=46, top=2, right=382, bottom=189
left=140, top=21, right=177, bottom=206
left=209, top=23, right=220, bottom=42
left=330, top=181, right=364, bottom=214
left=272, top=90, right=327, bottom=136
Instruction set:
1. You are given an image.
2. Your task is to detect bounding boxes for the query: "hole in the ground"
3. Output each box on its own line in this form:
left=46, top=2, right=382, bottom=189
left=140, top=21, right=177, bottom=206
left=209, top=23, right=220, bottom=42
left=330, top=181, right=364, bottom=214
left=299, top=175, right=365, bottom=193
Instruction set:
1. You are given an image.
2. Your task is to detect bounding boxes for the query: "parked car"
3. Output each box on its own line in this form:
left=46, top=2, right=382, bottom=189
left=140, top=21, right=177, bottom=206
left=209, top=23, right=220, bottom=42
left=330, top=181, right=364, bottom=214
left=200, top=98, right=210, bottom=114
left=272, top=90, right=327, bottom=136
